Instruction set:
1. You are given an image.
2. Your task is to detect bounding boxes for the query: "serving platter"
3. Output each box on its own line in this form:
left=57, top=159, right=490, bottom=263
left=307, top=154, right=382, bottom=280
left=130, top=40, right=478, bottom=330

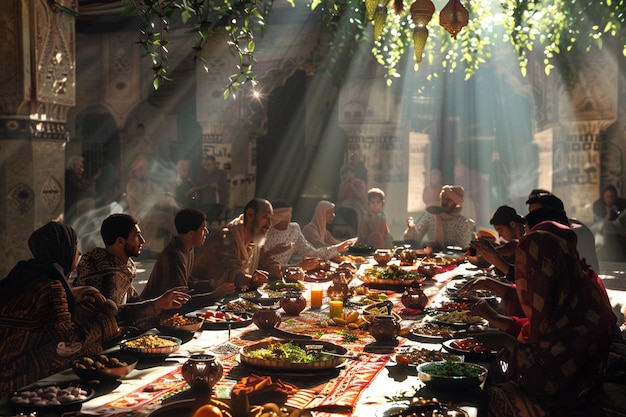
left=347, top=244, right=375, bottom=255
left=196, top=310, right=253, bottom=330
left=156, top=314, right=204, bottom=334
left=119, top=335, right=182, bottom=356
left=239, top=290, right=282, bottom=306
left=304, top=271, right=333, bottom=283
left=407, top=322, right=464, bottom=344
left=428, top=311, right=488, bottom=328
left=10, top=384, right=94, bottom=414
left=148, top=398, right=235, bottom=417
left=394, top=347, right=461, bottom=366
left=72, top=353, right=138, bottom=381
left=239, top=340, right=348, bottom=372
left=442, top=338, right=498, bottom=358
left=376, top=400, right=469, bottom=417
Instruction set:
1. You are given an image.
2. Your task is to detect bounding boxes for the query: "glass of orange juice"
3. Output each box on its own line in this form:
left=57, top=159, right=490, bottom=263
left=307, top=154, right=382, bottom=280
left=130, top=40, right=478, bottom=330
left=310, top=285, right=323, bottom=309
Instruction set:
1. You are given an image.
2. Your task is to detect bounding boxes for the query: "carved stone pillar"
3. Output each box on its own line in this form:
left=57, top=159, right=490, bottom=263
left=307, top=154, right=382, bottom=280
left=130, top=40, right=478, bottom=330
left=552, top=49, right=618, bottom=223
left=0, top=0, right=76, bottom=277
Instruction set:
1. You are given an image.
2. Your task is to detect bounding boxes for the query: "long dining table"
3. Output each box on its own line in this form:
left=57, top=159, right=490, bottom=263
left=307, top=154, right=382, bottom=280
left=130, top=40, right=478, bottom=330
left=1, top=255, right=496, bottom=417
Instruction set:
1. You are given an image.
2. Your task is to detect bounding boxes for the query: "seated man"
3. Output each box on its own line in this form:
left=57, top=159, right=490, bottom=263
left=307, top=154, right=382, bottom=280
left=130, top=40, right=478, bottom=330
left=141, top=208, right=235, bottom=305
left=191, top=198, right=280, bottom=292
left=264, top=199, right=354, bottom=265
left=466, top=206, right=525, bottom=273
left=73, top=213, right=191, bottom=331
left=404, top=185, right=475, bottom=250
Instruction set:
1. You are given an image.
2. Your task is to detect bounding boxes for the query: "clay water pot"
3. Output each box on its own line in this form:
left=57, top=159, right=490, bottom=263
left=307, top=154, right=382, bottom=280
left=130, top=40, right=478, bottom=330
left=181, top=354, right=223, bottom=400
left=368, top=315, right=400, bottom=342
left=280, top=290, right=307, bottom=316
left=401, top=283, right=428, bottom=310
left=252, top=306, right=282, bottom=331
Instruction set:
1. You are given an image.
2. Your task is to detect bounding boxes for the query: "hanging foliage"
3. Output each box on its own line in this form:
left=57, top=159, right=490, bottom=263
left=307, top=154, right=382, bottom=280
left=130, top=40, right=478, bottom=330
left=123, top=0, right=626, bottom=94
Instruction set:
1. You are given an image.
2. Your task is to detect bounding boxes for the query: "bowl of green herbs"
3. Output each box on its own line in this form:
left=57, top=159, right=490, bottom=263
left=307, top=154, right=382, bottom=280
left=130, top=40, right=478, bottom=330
left=417, top=360, right=488, bottom=390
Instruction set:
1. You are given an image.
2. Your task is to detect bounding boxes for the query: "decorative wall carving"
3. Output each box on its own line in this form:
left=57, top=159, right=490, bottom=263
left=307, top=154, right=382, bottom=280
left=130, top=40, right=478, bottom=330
left=41, top=176, right=63, bottom=212
left=34, top=0, right=76, bottom=107
left=9, top=184, right=34, bottom=217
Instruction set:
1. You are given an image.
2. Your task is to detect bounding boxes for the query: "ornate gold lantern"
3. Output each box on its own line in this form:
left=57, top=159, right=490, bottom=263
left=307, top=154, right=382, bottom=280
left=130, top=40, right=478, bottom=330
left=409, top=0, right=435, bottom=62
left=439, top=0, right=469, bottom=39
left=373, top=4, right=388, bottom=40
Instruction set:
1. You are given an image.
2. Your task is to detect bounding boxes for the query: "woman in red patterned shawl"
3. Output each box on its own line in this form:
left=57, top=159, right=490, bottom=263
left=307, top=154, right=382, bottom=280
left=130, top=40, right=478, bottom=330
left=468, top=219, right=617, bottom=417
left=0, top=222, right=119, bottom=399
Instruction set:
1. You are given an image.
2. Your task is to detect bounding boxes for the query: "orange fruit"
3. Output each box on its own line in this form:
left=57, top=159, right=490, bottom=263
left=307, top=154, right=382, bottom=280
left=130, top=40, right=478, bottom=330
left=192, top=404, right=223, bottom=417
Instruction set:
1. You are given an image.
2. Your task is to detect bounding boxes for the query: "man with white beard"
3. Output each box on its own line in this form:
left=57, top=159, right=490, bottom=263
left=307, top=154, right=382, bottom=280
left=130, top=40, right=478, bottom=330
left=190, top=198, right=280, bottom=292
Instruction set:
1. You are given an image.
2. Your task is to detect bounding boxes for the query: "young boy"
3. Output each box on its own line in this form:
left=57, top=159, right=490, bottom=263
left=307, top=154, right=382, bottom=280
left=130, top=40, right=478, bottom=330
left=141, top=208, right=235, bottom=310
left=357, top=188, right=393, bottom=249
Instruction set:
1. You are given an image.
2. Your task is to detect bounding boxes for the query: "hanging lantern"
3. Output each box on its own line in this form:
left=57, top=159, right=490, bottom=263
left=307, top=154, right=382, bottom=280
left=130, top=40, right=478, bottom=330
left=409, top=0, right=433, bottom=63
left=409, top=0, right=435, bottom=27
left=439, top=0, right=469, bottom=39
left=365, top=0, right=378, bottom=21
left=373, top=5, right=388, bottom=40
left=412, top=26, right=429, bottom=62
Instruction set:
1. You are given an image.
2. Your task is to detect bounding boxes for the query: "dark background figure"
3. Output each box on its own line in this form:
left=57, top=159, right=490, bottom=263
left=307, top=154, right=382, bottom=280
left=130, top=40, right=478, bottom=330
left=175, top=159, right=197, bottom=209
left=194, top=155, right=229, bottom=226
left=592, top=185, right=626, bottom=262
left=593, top=185, right=626, bottom=222
left=65, top=155, right=101, bottom=224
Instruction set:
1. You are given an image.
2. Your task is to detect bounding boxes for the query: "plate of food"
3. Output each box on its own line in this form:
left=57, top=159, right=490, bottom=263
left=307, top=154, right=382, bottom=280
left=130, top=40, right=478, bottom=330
left=264, top=280, right=306, bottom=292
left=304, top=270, right=333, bottom=282
left=239, top=289, right=283, bottom=306
left=148, top=398, right=235, bottom=417
left=120, top=334, right=182, bottom=356
left=395, top=347, right=461, bottom=366
left=428, top=311, right=488, bottom=327
left=157, top=313, right=204, bottom=334
left=442, top=338, right=498, bottom=357
left=429, top=300, right=471, bottom=312
left=347, top=242, right=375, bottom=255
left=72, top=353, right=138, bottom=381
left=196, top=310, right=253, bottom=330
left=222, top=298, right=263, bottom=312
left=361, top=265, right=425, bottom=289
left=10, top=383, right=94, bottom=414
left=239, top=340, right=348, bottom=372
left=407, top=322, right=464, bottom=343
left=376, top=398, right=469, bottom=417
left=148, top=397, right=298, bottom=417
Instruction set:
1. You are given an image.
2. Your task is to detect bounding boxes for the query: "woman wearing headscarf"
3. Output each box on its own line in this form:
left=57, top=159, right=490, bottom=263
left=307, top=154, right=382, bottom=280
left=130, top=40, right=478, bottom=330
left=0, top=222, right=119, bottom=398
left=302, top=200, right=344, bottom=248
left=467, top=220, right=617, bottom=417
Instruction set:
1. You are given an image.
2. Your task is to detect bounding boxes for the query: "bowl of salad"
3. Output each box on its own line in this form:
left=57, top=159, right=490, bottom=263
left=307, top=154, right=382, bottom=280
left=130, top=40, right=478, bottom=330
left=417, top=361, right=488, bottom=390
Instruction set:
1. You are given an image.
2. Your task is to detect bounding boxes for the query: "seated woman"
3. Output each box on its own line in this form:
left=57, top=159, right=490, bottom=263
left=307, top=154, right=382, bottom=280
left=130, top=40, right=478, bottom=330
left=466, top=219, right=617, bottom=417
left=0, top=222, right=119, bottom=399
left=302, top=200, right=348, bottom=248
left=265, top=200, right=353, bottom=266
